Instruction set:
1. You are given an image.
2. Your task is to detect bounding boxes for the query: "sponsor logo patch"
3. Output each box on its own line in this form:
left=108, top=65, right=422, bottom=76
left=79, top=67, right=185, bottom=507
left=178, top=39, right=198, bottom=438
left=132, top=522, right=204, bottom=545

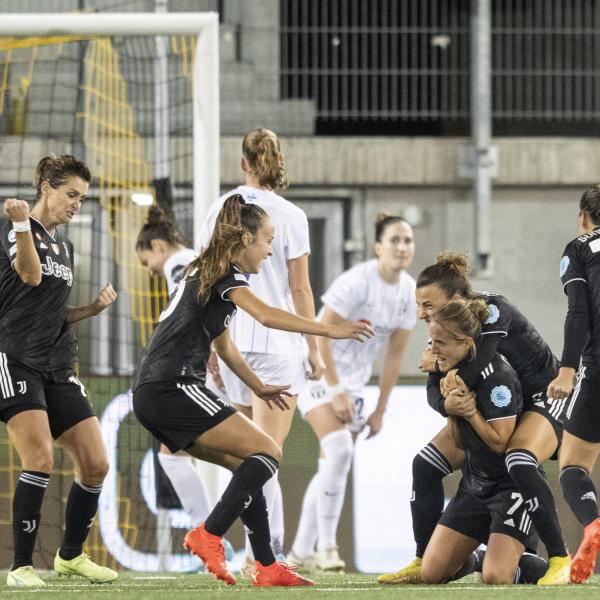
left=560, top=255, right=570, bottom=277
left=485, top=304, right=500, bottom=324
left=490, top=385, right=512, bottom=408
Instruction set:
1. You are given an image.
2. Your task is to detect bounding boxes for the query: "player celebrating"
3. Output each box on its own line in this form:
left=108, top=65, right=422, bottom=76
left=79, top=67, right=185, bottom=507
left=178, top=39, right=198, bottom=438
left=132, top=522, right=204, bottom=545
left=288, top=213, right=417, bottom=572
left=0, top=155, right=117, bottom=587
left=420, top=299, right=547, bottom=585
left=379, top=252, right=569, bottom=585
left=136, top=206, right=234, bottom=561
left=133, top=194, right=372, bottom=586
left=549, top=184, right=600, bottom=584
left=198, top=128, right=318, bottom=570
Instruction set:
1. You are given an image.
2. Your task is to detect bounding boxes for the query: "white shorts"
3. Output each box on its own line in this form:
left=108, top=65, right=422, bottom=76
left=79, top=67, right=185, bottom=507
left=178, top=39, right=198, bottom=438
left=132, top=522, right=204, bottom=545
left=218, top=352, right=308, bottom=407
left=297, top=379, right=367, bottom=433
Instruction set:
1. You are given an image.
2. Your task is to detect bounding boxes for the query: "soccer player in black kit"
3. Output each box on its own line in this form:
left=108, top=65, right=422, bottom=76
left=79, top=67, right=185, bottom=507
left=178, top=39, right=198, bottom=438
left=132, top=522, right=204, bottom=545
left=549, top=184, right=600, bottom=584
left=132, top=194, right=372, bottom=587
left=380, top=253, right=569, bottom=585
left=419, top=299, right=548, bottom=585
left=0, top=155, right=117, bottom=587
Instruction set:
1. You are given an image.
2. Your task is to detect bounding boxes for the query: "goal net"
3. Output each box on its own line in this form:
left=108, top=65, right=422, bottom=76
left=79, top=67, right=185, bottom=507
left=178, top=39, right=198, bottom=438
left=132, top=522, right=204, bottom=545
left=0, top=12, right=218, bottom=571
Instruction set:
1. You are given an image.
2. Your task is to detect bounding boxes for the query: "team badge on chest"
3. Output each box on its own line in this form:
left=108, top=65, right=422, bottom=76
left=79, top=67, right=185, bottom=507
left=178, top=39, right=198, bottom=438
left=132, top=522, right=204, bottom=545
left=51, top=243, right=60, bottom=255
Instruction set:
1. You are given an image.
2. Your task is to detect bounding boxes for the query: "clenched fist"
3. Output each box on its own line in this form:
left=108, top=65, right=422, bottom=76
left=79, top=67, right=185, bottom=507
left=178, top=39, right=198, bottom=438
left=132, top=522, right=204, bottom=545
left=3, top=198, right=30, bottom=223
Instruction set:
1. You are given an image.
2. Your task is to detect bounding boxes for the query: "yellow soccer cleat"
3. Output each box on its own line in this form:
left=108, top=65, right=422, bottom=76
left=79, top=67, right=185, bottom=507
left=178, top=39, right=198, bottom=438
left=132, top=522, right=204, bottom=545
left=54, top=551, right=118, bottom=584
left=378, top=557, right=423, bottom=584
left=537, top=555, right=572, bottom=586
left=6, top=565, right=46, bottom=587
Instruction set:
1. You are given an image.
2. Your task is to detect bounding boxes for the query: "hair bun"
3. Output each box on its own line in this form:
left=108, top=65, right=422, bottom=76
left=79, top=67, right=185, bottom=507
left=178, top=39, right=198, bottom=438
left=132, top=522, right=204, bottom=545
left=375, top=212, right=391, bottom=225
left=436, top=252, right=470, bottom=278
left=146, top=205, right=169, bottom=225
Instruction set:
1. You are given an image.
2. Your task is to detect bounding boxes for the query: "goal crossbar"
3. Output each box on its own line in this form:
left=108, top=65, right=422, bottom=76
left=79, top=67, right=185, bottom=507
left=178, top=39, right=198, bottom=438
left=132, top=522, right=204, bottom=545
left=0, top=12, right=219, bottom=245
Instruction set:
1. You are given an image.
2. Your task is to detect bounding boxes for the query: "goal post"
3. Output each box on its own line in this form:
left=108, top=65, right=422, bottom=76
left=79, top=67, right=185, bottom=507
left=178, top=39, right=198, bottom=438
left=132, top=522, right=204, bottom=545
left=0, top=11, right=220, bottom=571
left=0, top=11, right=219, bottom=244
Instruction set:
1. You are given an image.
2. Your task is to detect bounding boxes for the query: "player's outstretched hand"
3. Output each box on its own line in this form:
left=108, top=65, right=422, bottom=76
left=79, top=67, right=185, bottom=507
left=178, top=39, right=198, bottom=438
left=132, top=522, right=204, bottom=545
left=255, top=384, right=292, bottom=411
left=93, top=283, right=118, bottom=314
left=329, top=320, right=374, bottom=342
left=3, top=198, right=30, bottom=222
left=547, top=367, right=576, bottom=400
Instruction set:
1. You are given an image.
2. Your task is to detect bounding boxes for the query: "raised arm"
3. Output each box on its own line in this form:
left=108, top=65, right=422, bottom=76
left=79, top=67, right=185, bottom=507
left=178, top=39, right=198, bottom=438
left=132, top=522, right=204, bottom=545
left=228, top=286, right=373, bottom=341
left=3, top=199, right=41, bottom=286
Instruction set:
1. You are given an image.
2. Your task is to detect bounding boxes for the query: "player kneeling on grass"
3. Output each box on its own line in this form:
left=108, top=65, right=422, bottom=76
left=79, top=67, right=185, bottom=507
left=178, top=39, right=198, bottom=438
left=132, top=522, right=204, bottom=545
left=132, top=194, right=372, bottom=586
left=419, top=300, right=548, bottom=585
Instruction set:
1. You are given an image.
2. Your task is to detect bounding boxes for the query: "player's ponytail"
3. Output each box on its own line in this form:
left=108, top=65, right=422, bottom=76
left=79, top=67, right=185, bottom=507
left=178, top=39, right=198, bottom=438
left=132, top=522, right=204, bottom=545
left=33, top=154, right=91, bottom=201
left=580, top=184, right=600, bottom=226
left=432, top=298, right=489, bottom=358
left=136, top=205, right=185, bottom=250
left=242, top=128, right=289, bottom=190
left=188, top=194, right=267, bottom=304
left=417, top=251, right=474, bottom=299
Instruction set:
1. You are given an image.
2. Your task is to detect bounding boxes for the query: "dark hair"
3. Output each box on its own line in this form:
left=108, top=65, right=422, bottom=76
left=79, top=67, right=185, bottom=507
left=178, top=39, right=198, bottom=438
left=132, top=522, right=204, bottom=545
left=580, top=184, right=600, bottom=226
left=432, top=298, right=490, bottom=357
left=186, top=194, right=267, bottom=304
left=374, top=212, right=409, bottom=242
left=136, top=205, right=185, bottom=251
left=417, top=252, right=474, bottom=299
left=34, top=154, right=91, bottom=200
left=242, top=128, right=289, bottom=190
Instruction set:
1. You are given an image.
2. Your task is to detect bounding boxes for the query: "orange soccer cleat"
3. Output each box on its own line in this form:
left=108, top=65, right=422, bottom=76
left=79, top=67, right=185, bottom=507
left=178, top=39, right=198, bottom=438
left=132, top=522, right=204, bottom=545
left=571, top=518, right=600, bottom=584
left=183, top=523, right=236, bottom=585
left=251, top=561, right=316, bottom=587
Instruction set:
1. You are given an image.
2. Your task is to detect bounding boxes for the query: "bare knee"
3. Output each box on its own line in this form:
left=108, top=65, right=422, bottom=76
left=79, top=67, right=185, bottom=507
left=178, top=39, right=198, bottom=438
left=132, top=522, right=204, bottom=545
left=21, top=442, right=54, bottom=473
left=482, top=565, right=514, bottom=585
left=262, top=441, right=282, bottom=464
left=420, top=562, right=445, bottom=585
left=78, top=455, right=109, bottom=486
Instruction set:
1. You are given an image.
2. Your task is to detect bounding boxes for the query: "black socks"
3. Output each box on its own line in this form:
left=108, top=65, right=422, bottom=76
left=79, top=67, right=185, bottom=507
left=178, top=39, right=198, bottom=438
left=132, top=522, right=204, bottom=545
left=12, top=471, right=49, bottom=569
left=205, top=454, right=279, bottom=537
left=411, top=444, right=452, bottom=557
left=59, top=478, right=103, bottom=560
left=560, top=465, right=599, bottom=527
left=505, top=449, right=567, bottom=557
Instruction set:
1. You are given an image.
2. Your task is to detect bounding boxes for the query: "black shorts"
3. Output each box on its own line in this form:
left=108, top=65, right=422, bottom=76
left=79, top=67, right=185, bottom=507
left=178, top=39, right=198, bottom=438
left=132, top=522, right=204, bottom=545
left=524, top=390, right=565, bottom=454
left=564, top=366, right=600, bottom=443
left=133, top=380, right=236, bottom=453
left=439, top=485, right=538, bottom=551
left=0, top=354, right=95, bottom=439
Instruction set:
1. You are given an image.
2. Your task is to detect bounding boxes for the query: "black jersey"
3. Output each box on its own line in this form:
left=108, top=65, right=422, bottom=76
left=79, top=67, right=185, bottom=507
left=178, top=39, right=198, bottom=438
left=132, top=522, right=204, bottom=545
left=429, top=354, right=522, bottom=497
left=427, top=294, right=558, bottom=415
left=0, top=218, right=77, bottom=371
left=559, top=229, right=600, bottom=368
left=135, top=264, right=249, bottom=388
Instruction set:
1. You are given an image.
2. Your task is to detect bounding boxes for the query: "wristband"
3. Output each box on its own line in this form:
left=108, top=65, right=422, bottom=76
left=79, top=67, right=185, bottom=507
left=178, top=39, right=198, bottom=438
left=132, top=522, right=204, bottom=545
left=12, top=220, right=31, bottom=233
left=329, top=383, right=345, bottom=396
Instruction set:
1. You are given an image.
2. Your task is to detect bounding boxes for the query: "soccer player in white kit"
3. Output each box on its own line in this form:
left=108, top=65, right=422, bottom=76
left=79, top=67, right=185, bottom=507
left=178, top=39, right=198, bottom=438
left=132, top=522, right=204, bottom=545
left=136, top=206, right=226, bottom=544
left=288, top=214, right=417, bottom=572
left=198, top=128, right=321, bottom=571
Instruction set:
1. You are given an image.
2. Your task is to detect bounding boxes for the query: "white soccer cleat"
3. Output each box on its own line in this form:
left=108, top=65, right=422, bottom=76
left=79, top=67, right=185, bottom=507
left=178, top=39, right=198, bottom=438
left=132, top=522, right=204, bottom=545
left=315, top=546, right=346, bottom=573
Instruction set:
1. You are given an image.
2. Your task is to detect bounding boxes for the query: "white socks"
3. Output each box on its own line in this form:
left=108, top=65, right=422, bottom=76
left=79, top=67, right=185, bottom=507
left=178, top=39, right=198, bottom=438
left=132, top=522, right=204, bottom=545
left=316, top=429, right=354, bottom=550
left=292, top=428, right=354, bottom=557
left=157, top=452, right=211, bottom=526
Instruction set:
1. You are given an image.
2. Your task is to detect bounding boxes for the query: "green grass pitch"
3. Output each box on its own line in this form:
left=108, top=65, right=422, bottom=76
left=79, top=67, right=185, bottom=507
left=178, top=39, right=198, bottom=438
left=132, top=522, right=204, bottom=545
left=0, top=572, right=599, bottom=599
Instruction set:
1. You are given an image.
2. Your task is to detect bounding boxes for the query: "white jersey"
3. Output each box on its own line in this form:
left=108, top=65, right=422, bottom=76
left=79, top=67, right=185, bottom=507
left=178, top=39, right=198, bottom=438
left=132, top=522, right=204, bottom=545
left=162, top=248, right=198, bottom=296
left=320, top=259, right=417, bottom=392
left=198, top=185, right=310, bottom=356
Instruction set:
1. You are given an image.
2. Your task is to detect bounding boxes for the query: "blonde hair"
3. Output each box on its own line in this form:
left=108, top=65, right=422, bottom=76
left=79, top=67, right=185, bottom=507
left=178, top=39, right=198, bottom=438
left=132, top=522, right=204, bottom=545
left=186, top=194, right=266, bottom=304
left=432, top=298, right=490, bottom=357
left=242, top=128, right=289, bottom=190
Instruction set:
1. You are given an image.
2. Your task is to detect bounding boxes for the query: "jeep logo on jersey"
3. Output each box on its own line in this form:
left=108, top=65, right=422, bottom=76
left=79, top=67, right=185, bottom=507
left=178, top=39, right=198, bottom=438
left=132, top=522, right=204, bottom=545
left=41, top=255, right=73, bottom=286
